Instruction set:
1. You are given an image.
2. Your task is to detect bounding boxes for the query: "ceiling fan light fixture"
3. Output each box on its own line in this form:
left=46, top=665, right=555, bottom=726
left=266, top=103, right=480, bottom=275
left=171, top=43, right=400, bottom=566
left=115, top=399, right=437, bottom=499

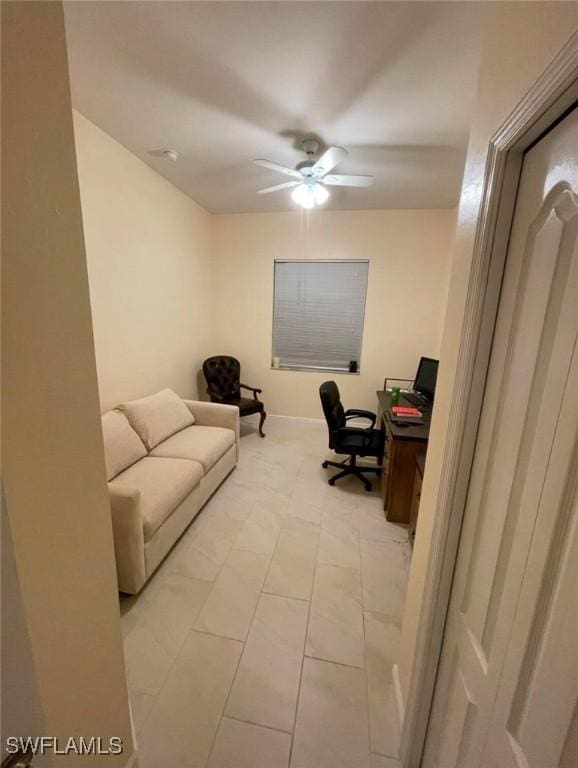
left=255, top=142, right=373, bottom=205
left=291, top=183, right=316, bottom=209
left=291, top=181, right=329, bottom=209
left=313, top=183, right=329, bottom=206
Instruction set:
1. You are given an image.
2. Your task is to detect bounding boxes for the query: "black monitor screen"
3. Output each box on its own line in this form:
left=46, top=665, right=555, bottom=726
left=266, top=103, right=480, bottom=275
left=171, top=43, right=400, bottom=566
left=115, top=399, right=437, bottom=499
left=414, top=357, right=439, bottom=401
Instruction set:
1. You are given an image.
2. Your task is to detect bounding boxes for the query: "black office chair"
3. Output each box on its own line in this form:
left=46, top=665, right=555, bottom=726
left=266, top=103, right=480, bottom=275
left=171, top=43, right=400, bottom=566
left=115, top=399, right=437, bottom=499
left=319, top=381, right=384, bottom=492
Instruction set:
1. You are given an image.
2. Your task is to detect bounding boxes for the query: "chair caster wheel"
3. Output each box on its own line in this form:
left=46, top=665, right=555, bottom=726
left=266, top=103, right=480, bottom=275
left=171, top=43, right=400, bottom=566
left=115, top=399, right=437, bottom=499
left=328, top=478, right=336, bottom=486
left=322, top=461, right=329, bottom=468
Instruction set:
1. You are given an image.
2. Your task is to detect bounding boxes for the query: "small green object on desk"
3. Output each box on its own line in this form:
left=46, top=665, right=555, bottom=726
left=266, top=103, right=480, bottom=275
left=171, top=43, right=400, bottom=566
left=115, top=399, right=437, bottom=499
left=390, top=387, right=400, bottom=404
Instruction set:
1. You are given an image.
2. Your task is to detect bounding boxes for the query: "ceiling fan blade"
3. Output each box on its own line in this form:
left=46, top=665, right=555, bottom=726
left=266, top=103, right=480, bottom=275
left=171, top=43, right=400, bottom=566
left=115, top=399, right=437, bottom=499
left=323, top=174, right=374, bottom=187
left=311, top=146, right=349, bottom=176
left=257, top=180, right=301, bottom=195
left=254, top=159, right=302, bottom=179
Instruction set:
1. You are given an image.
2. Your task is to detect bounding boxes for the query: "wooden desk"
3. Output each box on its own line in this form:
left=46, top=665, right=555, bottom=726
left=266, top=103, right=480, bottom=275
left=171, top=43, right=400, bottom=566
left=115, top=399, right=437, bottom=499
left=376, top=390, right=431, bottom=524
left=409, top=452, right=426, bottom=545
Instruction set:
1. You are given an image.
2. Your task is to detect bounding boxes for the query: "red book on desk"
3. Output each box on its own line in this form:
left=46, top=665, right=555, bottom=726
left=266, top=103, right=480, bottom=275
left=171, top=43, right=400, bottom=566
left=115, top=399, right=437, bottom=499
left=391, top=406, right=422, bottom=416
left=390, top=405, right=423, bottom=422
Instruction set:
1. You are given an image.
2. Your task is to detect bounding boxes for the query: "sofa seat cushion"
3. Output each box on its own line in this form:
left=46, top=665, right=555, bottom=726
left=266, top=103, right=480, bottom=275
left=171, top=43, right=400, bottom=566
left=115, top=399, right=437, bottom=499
left=150, top=425, right=235, bottom=473
left=109, top=456, right=202, bottom=542
left=118, top=388, right=195, bottom=451
left=101, top=410, right=148, bottom=481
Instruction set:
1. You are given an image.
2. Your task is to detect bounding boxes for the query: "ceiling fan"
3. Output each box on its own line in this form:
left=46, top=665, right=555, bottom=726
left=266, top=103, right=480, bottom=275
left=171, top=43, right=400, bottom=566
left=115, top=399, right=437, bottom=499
left=254, top=138, right=374, bottom=209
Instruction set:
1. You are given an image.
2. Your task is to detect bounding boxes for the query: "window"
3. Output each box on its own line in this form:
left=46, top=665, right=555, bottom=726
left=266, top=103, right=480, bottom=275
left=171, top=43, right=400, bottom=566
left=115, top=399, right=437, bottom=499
left=272, top=260, right=369, bottom=373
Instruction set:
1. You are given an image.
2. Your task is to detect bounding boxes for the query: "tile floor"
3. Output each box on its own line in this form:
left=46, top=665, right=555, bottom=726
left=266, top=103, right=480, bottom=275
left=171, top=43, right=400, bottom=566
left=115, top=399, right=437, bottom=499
left=120, top=416, right=411, bottom=768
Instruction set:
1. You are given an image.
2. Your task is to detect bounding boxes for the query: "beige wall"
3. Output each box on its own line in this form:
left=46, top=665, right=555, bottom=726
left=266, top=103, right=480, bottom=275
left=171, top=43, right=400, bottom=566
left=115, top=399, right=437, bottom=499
left=2, top=2, right=133, bottom=764
left=398, top=1, right=578, bottom=709
left=211, top=209, right=455, bottom=419
left=73, top=111, right=213, bottom=412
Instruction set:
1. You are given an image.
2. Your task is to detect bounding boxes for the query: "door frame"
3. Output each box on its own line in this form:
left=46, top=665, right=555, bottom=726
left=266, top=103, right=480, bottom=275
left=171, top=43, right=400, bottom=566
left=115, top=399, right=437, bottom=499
left=399, top=31, right=578, bottom=768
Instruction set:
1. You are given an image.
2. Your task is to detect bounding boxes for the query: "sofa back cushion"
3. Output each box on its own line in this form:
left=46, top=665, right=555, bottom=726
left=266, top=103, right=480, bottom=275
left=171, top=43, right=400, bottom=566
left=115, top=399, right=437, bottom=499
left=118, top=388, right=195, bottom=451
left=102, top=410, right=147, bottom=481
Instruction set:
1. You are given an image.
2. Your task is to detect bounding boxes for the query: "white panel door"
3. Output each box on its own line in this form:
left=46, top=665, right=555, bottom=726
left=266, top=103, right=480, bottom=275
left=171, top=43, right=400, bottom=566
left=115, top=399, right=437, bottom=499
left=423, top=107, right=578, bottom=768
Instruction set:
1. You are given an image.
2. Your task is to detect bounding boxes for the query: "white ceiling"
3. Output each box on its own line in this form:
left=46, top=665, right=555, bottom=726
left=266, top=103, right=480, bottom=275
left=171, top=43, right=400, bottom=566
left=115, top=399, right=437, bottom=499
left=64, top=1, right=481, bottom=214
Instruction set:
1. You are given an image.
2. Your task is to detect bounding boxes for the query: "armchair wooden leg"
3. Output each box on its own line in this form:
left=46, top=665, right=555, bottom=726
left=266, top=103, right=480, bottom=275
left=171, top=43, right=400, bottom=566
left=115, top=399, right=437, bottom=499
left=258, top=409, right=266, bottom=438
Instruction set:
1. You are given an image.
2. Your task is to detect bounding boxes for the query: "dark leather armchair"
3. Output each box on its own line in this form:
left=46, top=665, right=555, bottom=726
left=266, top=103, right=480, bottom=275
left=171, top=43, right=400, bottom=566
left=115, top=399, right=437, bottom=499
left=319, top=381, right=384, bottom=491
left=203, top=356, right=266, bottom=437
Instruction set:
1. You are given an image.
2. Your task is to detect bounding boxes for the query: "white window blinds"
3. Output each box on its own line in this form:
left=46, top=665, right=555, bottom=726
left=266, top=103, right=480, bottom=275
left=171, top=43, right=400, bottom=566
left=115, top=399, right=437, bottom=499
left=272, top=260, right=369, bottom=371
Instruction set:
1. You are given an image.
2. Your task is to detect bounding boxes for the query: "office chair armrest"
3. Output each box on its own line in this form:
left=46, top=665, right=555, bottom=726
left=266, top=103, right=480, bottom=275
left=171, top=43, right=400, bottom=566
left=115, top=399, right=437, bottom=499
left=335, top=426, right=377, bottom=449
left=240, top=383, right=262, bottom=400
left=344, top=409, right=376, bottom=427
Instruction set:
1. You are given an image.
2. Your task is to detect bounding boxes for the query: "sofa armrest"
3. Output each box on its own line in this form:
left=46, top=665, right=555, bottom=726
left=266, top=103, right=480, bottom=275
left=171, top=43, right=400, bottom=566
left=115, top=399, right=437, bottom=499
left=108, top=485, right=146, bottom=594
left=183, top=399, right=240, bottom=459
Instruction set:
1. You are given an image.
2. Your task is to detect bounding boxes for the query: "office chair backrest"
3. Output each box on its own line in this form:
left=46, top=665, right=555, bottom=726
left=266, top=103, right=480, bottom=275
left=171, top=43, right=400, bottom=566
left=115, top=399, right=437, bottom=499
left=203, top=355, right=241, bottom=401
left=319, top=381, right=346, bottom=449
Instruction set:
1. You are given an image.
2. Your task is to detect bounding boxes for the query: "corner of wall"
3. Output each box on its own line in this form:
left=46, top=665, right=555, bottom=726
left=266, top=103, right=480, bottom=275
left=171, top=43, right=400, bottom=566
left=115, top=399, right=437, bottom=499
left=73, top=112, right=216, bottom=409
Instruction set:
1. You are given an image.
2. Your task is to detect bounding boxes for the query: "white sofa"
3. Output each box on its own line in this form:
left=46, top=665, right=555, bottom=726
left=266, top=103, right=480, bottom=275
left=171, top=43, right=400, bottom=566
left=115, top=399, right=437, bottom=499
left=101, top=388, right=239, bottom=594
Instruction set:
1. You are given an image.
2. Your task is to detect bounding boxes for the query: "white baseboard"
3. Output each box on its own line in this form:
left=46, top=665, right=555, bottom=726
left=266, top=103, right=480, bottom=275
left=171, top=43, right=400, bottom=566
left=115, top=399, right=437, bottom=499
left=267, top=413, right=324, bottom=423
left=265, top=414, right=371, bottom=428
left=392, top=662, right=406, bottom=732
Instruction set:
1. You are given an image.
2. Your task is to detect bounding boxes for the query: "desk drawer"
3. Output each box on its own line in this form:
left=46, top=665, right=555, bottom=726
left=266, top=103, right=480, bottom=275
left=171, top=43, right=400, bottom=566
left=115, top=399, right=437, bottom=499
left=384, top=439, right=423, bottom=524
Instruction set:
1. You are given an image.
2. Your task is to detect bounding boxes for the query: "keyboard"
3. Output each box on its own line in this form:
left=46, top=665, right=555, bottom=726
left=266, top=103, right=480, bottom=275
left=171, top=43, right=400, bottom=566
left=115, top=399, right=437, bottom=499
left=403, top=391, right=427, bottom=407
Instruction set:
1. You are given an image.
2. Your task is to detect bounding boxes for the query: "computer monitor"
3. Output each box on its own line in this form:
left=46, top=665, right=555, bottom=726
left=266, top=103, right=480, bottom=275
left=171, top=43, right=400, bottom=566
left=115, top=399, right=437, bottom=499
left=414, top=357, right=439, bottom=402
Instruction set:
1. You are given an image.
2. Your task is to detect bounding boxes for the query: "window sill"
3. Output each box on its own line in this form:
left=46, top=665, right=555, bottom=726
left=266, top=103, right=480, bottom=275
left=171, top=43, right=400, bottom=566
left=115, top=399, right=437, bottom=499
left=271, top=365, right=360, bottom=375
